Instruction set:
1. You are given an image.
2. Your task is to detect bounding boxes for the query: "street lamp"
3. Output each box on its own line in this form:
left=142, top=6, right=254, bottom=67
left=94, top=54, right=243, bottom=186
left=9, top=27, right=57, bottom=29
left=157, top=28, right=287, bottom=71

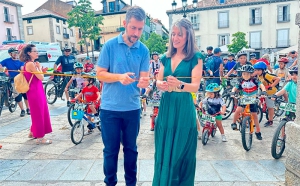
left=172, top=0, right=198, bottom=18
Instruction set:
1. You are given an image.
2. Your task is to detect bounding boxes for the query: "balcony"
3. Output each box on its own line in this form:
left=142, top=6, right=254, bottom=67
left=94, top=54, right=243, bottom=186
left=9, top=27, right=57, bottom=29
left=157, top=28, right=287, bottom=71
left=63, top=33, right=69, bottom=39
left=218, top=20, right=229, bottom=28
left=249, top=42, right=262, bottom=49
left=276, top=40, right=290, bottom=48
left=249, top=17, right=262, bottom=25
left=277, top=14, right=290, bottom=23
left=3, top=14, right=14, bottom=23
left=6, top=35, right=17, bottom=41
left=192, top=23, right=200, bottom=30
left=100, top=26, right=125, bottom=34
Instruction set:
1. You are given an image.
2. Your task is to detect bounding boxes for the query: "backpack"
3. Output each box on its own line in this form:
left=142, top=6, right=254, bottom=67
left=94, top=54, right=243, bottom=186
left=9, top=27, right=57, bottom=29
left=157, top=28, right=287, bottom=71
left=262, top=72, right=279, bottom=89
left=14, top=72, right=33, bottom=93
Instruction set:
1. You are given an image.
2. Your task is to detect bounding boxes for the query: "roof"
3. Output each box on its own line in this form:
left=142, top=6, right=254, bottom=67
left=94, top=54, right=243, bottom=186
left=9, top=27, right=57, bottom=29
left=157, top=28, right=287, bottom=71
left=22, top=9, right=67, bottom=20
left=95, top=4, right=131, bottom=16
left=0, top=0, right=22, bottom=7
left=167, top=0, right=292, bottom=14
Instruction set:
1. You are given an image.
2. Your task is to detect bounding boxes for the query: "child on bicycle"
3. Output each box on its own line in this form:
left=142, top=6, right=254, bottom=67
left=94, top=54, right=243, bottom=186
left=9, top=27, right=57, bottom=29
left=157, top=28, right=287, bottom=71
left=274, top=57, right=289, bottom=101
left=199, top=83, right=227, bottom=142
left=191, top=92, right=202, bottom=140
left=65, top=62, right=85, bottom=106
left=230, top=65, right=266, bottom=140
left=75, top=73, right=100, bottom=132
left=253, top=62, right=280, bottom=127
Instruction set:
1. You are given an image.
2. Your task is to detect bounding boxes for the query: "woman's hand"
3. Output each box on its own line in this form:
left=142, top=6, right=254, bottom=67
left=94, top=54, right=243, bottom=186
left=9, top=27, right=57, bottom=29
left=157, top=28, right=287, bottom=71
left=166, top=76, right=181, bottom=87
left=157, top=80, right=169, bottom=91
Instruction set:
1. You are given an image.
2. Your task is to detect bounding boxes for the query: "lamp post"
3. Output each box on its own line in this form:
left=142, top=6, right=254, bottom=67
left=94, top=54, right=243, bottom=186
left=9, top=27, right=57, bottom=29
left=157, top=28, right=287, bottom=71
left=172, top=0, right=198, bottom=18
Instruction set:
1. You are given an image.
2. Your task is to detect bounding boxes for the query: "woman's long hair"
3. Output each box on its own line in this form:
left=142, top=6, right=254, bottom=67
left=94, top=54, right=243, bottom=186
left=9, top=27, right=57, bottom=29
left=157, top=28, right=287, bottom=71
left=166, top=18, right=197, bottom=61
left=19, top=44, right=35, bottom=62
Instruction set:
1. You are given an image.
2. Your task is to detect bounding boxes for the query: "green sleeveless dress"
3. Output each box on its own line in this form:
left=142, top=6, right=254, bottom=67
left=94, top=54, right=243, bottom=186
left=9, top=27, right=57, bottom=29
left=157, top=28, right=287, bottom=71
left=152, top=52, right=203, bottom=186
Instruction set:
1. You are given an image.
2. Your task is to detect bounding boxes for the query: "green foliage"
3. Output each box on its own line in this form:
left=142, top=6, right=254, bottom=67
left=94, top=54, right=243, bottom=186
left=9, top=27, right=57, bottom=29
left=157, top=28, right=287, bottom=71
left=141, top=33, right=168, bottom=54
left=227, top=32, right=248, bottom=54
left=67, top=0, right=104, bottom=55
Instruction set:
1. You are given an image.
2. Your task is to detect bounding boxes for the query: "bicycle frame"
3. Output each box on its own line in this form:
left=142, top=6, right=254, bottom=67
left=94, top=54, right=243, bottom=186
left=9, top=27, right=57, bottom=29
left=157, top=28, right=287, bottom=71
left=241, top=104, right=255, bottom=134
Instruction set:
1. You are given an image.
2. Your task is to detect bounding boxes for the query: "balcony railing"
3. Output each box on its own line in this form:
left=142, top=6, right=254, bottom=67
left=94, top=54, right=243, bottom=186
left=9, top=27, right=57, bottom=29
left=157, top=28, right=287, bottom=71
left=277, top=14, right=290, bottom=23
left=100, top=26, right=125, bottom=34
left=218, top=20, right=229, bottom=28
left=249, top=17, right=262, bottom=25
left=249, top=42, right=262, bottom=49
left=3, top=14, right=14, bottom=23
left=6, top=35, right=17, bottom=41
left=277, top=40, right=290, bottom=47
left=192, top=23, right=200, bottom=30
left=63, top=33, right=69, bottom=39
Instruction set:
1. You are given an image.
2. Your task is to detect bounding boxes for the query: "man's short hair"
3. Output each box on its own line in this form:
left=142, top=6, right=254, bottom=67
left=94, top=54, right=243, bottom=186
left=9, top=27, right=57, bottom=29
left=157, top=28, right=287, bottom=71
left=126, top=6, right=146, bottom=24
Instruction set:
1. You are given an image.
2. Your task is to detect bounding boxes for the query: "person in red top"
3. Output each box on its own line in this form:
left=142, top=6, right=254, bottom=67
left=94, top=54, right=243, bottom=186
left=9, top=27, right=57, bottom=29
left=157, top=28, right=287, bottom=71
left=84, top=56, right=94, bottom=73
left=75, top=73, right=101, bottom=127
left=258, top=54, right=272, bottom=73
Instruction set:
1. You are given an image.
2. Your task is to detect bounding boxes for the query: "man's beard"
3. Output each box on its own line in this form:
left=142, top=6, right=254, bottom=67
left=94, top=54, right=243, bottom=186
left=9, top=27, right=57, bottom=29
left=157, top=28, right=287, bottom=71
left=127, top=35, right=139, bottom=43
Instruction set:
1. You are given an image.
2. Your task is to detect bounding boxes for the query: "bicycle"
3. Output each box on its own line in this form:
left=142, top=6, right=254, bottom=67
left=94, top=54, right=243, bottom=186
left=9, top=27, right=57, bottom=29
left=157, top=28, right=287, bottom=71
left=271, top=99, right=296, bottom=159
left=259, top=95, right=284, bottom=121
left=0, top=72, right=18, bottom=116
left=149, top=99, right=160, bottom=131
left=140, top=95, right=147, bottom=118
left=220, top=77, right=238, bottom=120
left=70, top=99, right=101, bottom=145
left=67, top=88, right=82, bottom=127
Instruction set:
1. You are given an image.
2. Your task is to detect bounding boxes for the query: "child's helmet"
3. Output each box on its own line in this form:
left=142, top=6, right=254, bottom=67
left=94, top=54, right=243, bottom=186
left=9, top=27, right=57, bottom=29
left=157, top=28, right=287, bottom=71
left=278, top=57, right=289, bottom=63
left=82, top=72, right=96, bottom=84
left=236, top=50, right=247, bottom=58
left=289, top=66, right=298, bottom=75
left=239, top=64, right=254, bottom=73
left=73, top=62, right=83, bottom=69
left=250, top=53, right=256, bottom=57
left=206, top=83, right=221, bottom=92
left=253, top=61, right=267, bottom=70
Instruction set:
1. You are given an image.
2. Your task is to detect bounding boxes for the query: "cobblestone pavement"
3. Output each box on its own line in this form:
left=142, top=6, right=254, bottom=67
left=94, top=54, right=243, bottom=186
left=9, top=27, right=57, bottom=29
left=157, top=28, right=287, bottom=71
left=0, top=101, right=286, bottom=185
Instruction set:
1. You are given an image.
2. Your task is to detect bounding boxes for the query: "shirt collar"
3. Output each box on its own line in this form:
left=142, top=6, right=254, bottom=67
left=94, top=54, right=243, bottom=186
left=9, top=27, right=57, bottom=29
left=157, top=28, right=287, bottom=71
left=117, top=32, right=140, bottom=48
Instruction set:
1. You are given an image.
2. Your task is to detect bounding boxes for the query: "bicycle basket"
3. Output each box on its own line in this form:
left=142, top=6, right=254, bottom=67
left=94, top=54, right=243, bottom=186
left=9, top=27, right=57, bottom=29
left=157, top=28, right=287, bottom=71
left=72, top=110, right=84, bottom=120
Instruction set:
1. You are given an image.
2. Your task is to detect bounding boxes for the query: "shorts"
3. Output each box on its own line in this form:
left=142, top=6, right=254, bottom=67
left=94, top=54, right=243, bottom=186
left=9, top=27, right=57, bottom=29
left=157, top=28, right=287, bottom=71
left=238, top=102, right=258, bottom=112
left=215, top=115, right=222, bottom=120
left=266, top=97, right=275, bottom=108
left=87, top=100, right=100, bottom=113
left=15, top=93, right=27, bottom=102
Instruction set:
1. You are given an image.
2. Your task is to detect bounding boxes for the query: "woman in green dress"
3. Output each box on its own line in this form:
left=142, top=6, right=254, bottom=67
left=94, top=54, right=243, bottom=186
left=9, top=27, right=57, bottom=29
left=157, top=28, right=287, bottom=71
left=152, top=18, right=203, bottom=185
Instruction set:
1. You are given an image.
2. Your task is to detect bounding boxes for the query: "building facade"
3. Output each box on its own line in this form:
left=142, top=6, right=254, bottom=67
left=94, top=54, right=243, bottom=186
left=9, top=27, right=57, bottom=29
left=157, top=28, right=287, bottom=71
left=150, top=18, right=169, bottom=39
left=167, top=0, right=298, bottom=57
left=22, top=9, right=76, bottom=50
left=0, top=0, right=24, bottom=44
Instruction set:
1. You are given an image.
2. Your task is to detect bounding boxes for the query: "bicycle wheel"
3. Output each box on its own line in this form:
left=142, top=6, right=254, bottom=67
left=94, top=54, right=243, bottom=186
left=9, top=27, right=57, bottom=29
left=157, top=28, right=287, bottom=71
left=8, top=92, right=17, bottom=113
left=271, top=119, right=286, bottom=159
left=71, top=121, right=84, bottom=145
left=274, top=100, right=284, bottom=117
left=211, top=127, right=216, bottom=137
left=257, top=106, right=263, bottom=123
left=202, top=129, right=209, bottom=145
left=44, top=81, right=57, bottom=104
left=67, top=104, right=76, bottom=127
left=0, top=90, right=4, bottom=116
left=222, top=94, right=234, bottom=120
left=241, top=116, right=253, bottom=151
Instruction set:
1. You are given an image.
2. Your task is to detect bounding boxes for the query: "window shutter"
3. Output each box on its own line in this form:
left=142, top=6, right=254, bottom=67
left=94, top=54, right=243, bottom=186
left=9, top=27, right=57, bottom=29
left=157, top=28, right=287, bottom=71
left=278, top=6, right=283, bottom=21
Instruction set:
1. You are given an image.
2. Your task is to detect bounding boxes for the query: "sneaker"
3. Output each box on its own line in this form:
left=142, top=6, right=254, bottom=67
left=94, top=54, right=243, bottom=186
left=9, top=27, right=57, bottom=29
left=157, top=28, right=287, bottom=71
left=143, top=111, right=146, bottom=116
left=197, top=132, right=202, bottom=140
left=26, top=108, right=30, bottom=115
left=67, top=101, right=71, bottom=107
left=255, top=132, right=263, bottom=140
left=231, top=123, right=237, bottom=130
left=222, top=135, right=227, bottom=142
left=92, top=116, right=100, bottom=123
left=264, top=121, right=273, bottom=127
left=20, top=110, right=25, bottom=117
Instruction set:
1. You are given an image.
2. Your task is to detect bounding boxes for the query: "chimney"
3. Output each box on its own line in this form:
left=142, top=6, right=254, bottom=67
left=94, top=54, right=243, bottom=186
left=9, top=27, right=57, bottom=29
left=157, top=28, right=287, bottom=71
left=102, top=0, right=107, bottom=13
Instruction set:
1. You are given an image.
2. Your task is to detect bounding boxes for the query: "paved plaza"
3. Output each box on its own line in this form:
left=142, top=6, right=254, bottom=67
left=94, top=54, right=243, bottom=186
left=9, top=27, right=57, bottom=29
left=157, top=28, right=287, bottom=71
left=0, top=101, right=286, bottom=185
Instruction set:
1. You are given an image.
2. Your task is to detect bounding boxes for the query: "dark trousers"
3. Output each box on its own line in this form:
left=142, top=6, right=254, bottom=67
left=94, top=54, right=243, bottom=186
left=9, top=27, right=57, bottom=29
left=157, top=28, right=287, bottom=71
left=100, top=109, right=140, bottom=186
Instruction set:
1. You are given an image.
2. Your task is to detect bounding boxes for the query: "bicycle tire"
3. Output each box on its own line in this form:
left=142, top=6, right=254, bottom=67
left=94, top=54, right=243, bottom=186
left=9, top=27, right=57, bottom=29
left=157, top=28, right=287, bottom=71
left=271, top=119, right=286, bottom=159
left=257, top=106, right=263, bottom=123
left=71, top=121, right=84, bottom=145
left=241, top=116, right=253, bottom=151
left=67, top=104, right=76, bottom=127
left=0, top=90, right=4, bottom=116
left=222, top=94, right=234, bottom=120
left=202, top=129, right=209, bottom=145
left=211, top=128, right=216, bottom=137
left=44, top=81, right=58, bottom=104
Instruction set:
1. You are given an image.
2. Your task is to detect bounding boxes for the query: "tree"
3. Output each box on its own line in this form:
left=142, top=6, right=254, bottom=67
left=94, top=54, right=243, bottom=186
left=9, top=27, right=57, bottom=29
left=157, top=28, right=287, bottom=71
left=227, top=32, right=248, bottom=54
left=142, top=33, right=168, bottom=54
left=67, top=0, right=104, bottom=57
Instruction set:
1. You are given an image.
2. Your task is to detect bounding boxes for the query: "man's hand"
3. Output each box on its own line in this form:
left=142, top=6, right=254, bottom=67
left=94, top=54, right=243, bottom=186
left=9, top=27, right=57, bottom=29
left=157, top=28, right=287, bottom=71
left=137, top=76, right=150, bottom=88
left=119, top=72, right=135, bottom=85
left=166, top=76, right=181, bottom=87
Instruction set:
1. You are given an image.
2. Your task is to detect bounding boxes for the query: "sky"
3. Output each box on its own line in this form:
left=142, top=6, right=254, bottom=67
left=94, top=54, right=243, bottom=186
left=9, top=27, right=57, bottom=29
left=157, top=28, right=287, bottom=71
left=13, top=0, right=172, bottom=29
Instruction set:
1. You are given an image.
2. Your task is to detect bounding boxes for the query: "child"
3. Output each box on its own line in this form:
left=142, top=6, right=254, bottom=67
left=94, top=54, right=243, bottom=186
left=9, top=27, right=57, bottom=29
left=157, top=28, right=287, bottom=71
left=191, top=92, right=202, bottom=140
left=199, top=83, right=227, bottom=142
left=230, top=65, right=266, bottom=140
left=75, top=73, right=101, bottom=132
left=65, top=62, right=85, bottom=106
left=274, top=57, right=289, bottom=101
left=84, top=56, right=94, bottom=73
left=253, top=62, right=280, bottom=127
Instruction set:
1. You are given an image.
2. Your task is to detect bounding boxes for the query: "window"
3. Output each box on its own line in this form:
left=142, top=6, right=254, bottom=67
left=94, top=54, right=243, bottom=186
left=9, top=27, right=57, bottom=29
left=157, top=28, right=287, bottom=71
left=70, top=42, right=75, bottom=48
left=4, top=7, right=9, bottom=22
left=249, top=8, right=262, bottom=25
left=70, top=29, right=74, bottom=36
left=218, top=34, right=229, bottom=46
left=249, top=31, right=261, bottom=49
left=6, top=28, right=12, bottom=41
left=277, top=29, right=289, bottom=47
left=56, top=26, right=60, bottom=34
left=195, top=36, right=200, bottom=49
left=56, top=18, right=59, bottom=23
left=63, top=20, right=66, bottom=24
left=63, top=28, right=67, bottom=34
left=57, top=40, right=62, bottom=48
left=218, top=11, right=229, bottom=28
left=64, top=42, right=68, bottom=47
left=27, top=19, right=32, bottom=24
left=219, top=0, right=225, bottom=4
left=278, top=5, right=290, bottom=22
left=27, top=26, right=33, bottom=35
left=188, top=14, right=200, bottom=30
left=109, top=2, right=115, bottom=12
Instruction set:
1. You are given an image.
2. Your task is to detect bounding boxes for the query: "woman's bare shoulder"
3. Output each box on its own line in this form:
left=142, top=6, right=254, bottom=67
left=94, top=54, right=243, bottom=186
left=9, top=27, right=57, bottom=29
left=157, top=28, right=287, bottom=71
left=25, top=62, right=36, bottom=71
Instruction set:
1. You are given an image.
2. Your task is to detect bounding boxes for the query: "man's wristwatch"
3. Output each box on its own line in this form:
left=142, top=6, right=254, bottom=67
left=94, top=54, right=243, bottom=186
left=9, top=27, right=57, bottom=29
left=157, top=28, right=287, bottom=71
left=177, top=81, right=185, bottom=90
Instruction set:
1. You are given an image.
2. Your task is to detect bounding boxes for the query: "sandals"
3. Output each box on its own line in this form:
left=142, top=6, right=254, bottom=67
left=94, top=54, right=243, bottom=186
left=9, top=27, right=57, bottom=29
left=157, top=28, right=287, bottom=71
left=28, top=132, right=36, bottom=139
left=36, top=138, right=52, bottom=145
